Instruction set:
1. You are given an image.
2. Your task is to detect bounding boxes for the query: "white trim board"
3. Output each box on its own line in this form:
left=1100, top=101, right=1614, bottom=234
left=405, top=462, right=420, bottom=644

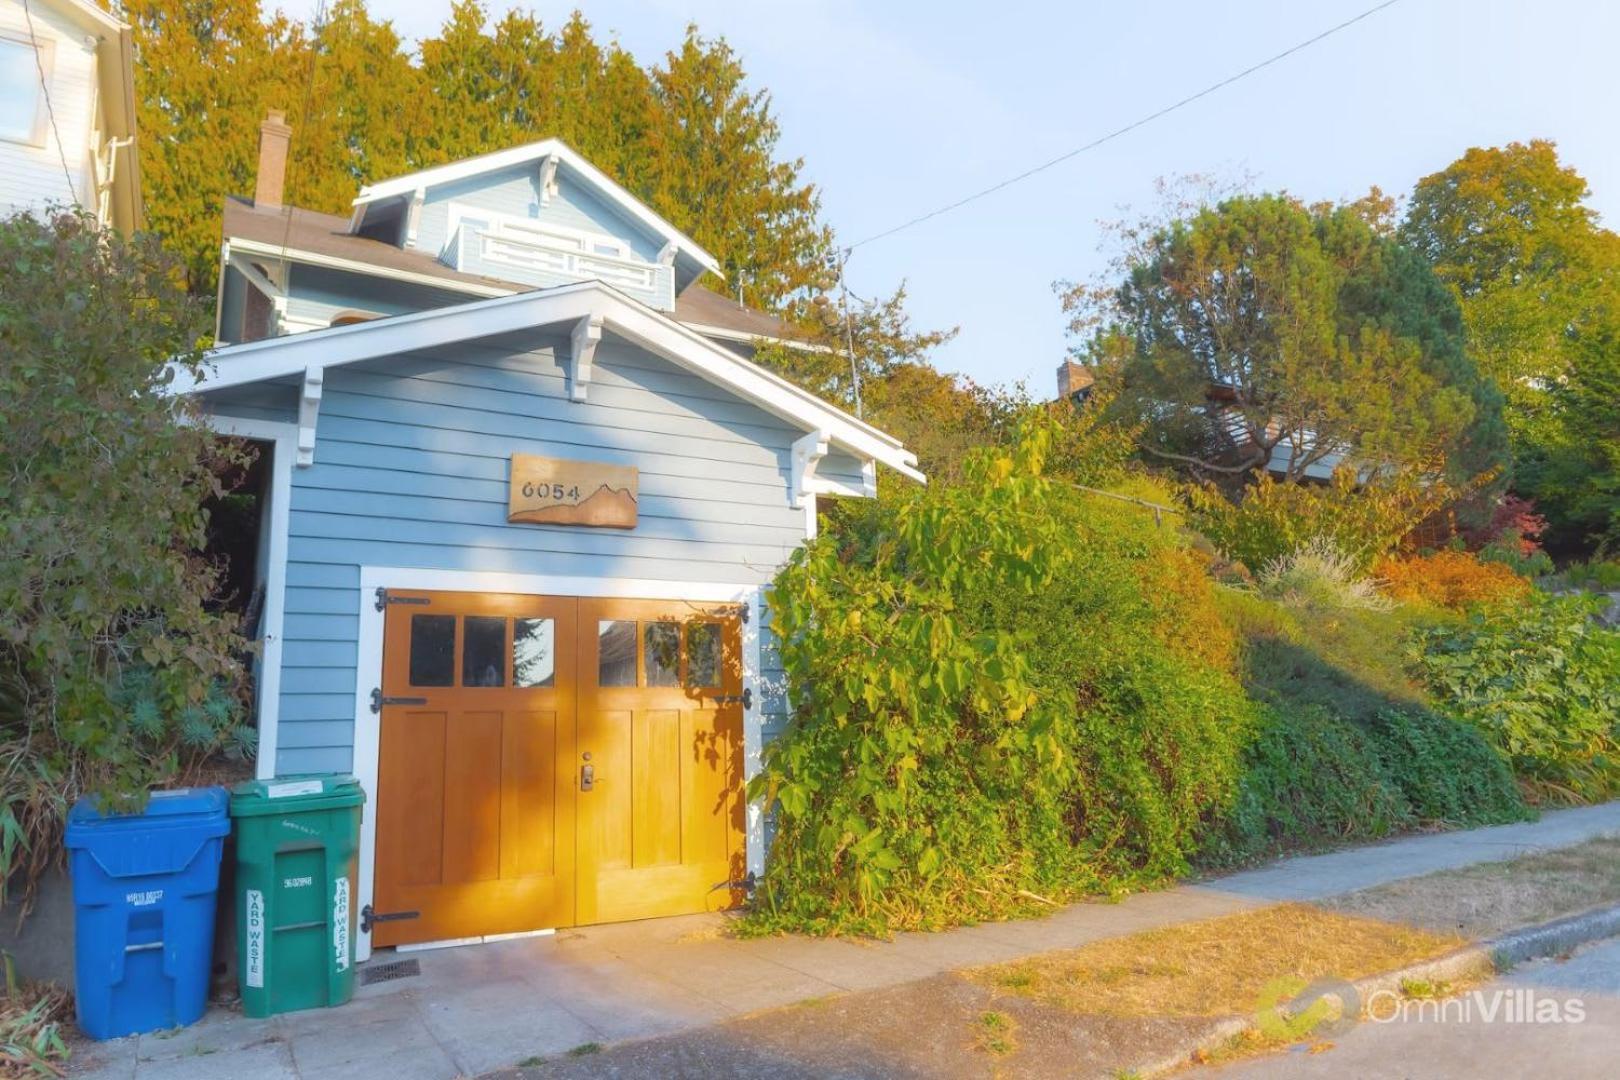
left=352, top=138, right=721, bottom=277
left=165, top=279, right=923, bottom=482
left=350, top=566, right=767, bottom=963
left=203, top=415, right=295, bottom=783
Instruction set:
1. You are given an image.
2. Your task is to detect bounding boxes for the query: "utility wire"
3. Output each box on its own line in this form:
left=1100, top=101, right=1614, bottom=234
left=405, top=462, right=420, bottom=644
left=847, top=0, right=1405, bottom=251
left=20, top=0, right=78, bottom=205
left=277, top=0, right=330, bottom=271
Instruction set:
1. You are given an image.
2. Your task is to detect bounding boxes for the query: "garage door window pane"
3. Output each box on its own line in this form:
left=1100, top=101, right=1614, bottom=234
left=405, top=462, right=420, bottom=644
left=645, top=622, right=681, bottom=687
left=409, top=614, right=455, bottom=687
left=687, top=622, right=721, bottom=689
left=462, top=616, right=506, bottom=687
left=513, top=618, right=555, bottom=688
left=598, top=620, right=637, bottom=686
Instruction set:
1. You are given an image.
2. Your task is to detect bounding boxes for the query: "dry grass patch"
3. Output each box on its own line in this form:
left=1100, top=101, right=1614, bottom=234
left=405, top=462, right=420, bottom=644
left=969, top=904, right=1463, bottom=1020
left=1324, top=835, right=1620, bottom=938
left=970, top=1009, right=1019, bottom=1057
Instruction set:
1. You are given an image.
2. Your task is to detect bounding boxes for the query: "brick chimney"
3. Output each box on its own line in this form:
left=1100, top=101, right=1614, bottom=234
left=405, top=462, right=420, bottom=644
left=1056, top=359, right=1095, bottom=401
left=254, top=110, right=293, bottom=209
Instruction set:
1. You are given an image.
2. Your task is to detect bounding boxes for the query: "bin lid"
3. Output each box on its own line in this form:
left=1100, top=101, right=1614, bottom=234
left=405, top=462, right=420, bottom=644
left=230, top=774, right=365, bottom=816
left=65, top=787, right=230, bottom=852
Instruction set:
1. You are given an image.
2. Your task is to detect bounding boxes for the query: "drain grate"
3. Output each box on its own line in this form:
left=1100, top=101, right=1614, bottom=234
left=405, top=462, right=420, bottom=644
left=361, top=958, right=420, bottom=986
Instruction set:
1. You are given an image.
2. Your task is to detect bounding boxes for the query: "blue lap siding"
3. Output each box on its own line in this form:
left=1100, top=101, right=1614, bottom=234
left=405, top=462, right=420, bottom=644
left=203, top=330, right=853, bottom=773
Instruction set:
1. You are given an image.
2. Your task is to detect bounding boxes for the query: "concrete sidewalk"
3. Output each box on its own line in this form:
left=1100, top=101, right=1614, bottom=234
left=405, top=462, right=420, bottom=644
left=70, top=801, right=1620, bottom=1079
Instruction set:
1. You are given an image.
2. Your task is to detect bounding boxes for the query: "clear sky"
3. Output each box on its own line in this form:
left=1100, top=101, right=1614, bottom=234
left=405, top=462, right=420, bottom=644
left=296, top=0, right=1620, bottom=395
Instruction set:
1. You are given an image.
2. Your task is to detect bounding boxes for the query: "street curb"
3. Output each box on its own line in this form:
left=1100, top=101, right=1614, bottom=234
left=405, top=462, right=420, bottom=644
left=1131, top=900, right=1620, bottom=1079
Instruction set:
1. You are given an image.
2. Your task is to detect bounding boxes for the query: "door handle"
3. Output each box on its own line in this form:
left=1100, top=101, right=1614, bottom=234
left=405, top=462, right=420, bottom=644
left=580, top=763, right=595, bottom=791
left=714, top=688, right=753, bottom=709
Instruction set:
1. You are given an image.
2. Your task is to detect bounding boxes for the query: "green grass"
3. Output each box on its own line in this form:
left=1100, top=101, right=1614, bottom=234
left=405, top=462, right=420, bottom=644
left=566, top=1043, right=602, bottom=1057
left=973, top=1010, right=1018, bottom=1056
left=1215, top=586, right=1444, bottom=723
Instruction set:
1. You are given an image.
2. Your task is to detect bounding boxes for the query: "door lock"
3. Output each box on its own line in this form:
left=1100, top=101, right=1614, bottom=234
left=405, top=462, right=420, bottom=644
left=580, top=762, right=595, bottom=791
left=714, top=687, right=753, bottom=709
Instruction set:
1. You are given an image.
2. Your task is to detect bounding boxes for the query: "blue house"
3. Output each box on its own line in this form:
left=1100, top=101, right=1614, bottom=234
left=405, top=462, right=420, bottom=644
left=173, top=113, right=921, bottom=956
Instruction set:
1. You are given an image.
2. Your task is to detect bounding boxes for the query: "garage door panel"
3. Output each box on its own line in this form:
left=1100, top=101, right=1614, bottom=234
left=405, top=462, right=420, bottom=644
left=443, top=710, right=503, bottom=884
left=501, top=709, right=557, bottom=879
left=634, top=708, right=683, bottom=869
left=382, top=708, right=447, bottom=888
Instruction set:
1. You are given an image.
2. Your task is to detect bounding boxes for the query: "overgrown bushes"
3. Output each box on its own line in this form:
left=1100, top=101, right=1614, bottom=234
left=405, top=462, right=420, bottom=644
left=1410, top=594, right=1620, bottom=803
left=1201, top=706, right=1413, bottom=866
left=749, top=422, right=1255, bottom=934
left=0, top=211, right=250, bottom=910
left=1185, top=469, right=1441, bottom=573
left=1202, top=591, right=1529, bottom=867
left=1375, top=549, right=1531, bottom=610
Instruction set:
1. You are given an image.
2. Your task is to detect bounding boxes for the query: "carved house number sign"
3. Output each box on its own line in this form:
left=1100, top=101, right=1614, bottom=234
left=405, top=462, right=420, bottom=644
left=508, top=454, right=639, bottom=529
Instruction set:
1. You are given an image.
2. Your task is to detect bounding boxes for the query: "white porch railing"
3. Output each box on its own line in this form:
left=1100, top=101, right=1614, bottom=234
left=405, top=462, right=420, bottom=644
left=477, top=230, right=656, bottom=291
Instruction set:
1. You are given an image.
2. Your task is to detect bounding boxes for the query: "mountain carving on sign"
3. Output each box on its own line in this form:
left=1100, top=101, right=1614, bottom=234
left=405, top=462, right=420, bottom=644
left=510, top=483, right=638, bottom=529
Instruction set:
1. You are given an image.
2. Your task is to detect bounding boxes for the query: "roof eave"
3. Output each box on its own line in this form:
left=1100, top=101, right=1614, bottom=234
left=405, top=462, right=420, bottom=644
left=169, top=279, right=919, bottom=480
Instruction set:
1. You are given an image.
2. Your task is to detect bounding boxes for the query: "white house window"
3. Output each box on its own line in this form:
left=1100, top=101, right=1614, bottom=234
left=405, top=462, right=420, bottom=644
left=0, top=36, right=50, bottom=146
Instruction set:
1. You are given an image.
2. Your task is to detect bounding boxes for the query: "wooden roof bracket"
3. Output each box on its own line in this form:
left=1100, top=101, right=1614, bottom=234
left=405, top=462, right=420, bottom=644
left=569, top=314, right=603, bottom=402
left=297, top=364, right=324, bottom=467
left=790, top=428, right=829, bottom=510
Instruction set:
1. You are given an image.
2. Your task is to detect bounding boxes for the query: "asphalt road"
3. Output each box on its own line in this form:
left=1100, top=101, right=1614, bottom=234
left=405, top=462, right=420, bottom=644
left=1210, top=937, right=1620, bottom=1080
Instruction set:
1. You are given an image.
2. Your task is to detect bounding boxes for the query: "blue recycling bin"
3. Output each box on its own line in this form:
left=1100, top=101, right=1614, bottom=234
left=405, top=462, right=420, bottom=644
left=64, top=787, right=231, bottom=1040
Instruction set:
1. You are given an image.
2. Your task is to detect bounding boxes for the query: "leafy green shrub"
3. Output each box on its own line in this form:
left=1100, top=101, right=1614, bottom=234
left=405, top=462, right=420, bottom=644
left=1364, top=709, right=1530, bottom=826
left=1201, top=706, right=1412, bottom=867
left=1477, top=532, right=1556, bottom=578
left=1186, top=469, right=1442, bottom=573
left=750, top=421, right=1255, bottom=934
left=1258, top=539, right=1392, bottom=612
left=1560, top=559, right=1620, bottom=591
left=0, top=211, right=250, bottom=910
left=1410, top=594, right=1620, bottom=803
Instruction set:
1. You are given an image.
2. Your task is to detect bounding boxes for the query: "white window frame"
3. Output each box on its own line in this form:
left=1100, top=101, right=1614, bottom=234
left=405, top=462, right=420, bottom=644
left=347, top=567, right=767, bottom=962
left=0, top=31, right=54, bottom=149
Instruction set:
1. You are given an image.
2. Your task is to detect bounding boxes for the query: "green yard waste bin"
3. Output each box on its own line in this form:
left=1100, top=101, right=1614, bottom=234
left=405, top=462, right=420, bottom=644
left=230, top=775, right=365, bottom=1017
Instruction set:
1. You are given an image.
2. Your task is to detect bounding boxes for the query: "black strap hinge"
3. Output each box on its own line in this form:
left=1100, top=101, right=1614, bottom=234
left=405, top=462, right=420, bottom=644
left=375, top=587, right=432, bottom=612
left=360, top=904, right=420, bottom=933
left=371, top=688, right=428, bottom=713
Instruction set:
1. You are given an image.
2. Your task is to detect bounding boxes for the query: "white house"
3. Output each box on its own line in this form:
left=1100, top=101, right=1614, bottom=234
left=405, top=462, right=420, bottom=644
left=0, top=0, right=140, bottom=232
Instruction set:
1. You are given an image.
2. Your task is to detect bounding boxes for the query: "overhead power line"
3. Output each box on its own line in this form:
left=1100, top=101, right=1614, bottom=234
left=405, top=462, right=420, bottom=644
left=846, top=0, right=1406, bottom=252
left=20, top=0, right=77, bottom=205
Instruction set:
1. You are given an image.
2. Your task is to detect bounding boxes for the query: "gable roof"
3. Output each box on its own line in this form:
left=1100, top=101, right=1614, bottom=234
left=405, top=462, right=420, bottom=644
left=353, top=139, right=721, bottom=278
left=172, top=278, right=921, bottom=481
left=221, top=197, right=811, bottom=346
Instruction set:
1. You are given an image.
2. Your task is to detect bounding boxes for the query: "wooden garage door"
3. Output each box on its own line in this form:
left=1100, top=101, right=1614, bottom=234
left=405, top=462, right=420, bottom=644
left=374, top=592, right=578, bottom=946
left=374, top=592, right=745, bottom=946
left=576, top=598, right=748, bottom=925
